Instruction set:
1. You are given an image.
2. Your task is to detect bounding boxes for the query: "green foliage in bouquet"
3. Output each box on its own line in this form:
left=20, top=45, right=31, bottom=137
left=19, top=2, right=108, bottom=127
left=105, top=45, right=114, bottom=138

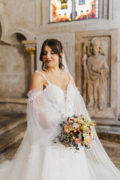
left=54, top=114, right=96, bottom=150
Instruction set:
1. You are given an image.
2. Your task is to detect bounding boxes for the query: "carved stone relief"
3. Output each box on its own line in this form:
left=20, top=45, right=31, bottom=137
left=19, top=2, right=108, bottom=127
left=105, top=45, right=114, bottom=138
left=82, top=37, right=109, bottom=110
left=75, top=30, right=118, bottom=121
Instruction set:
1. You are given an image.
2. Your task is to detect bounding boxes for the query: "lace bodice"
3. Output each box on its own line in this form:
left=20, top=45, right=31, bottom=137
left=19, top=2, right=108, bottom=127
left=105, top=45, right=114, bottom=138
left=28, top=72, right=76, bottom=119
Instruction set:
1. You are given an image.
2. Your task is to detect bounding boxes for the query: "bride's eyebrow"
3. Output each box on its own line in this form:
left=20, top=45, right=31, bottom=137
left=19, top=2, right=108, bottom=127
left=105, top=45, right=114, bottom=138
left=43, top=50, right=47, bottom=54
left=51, top=49, right=57, bottom=54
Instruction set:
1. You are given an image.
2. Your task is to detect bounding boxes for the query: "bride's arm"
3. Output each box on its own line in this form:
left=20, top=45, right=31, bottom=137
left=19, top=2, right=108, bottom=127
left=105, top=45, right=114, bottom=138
left=29, top=72, right=53, bottom=129
left=30, top=71, right=44, bottom=91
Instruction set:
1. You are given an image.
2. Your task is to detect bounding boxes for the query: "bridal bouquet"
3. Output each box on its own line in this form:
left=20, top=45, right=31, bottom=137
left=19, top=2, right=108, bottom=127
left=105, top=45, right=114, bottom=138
left=54, top=114, right=95, bottom=150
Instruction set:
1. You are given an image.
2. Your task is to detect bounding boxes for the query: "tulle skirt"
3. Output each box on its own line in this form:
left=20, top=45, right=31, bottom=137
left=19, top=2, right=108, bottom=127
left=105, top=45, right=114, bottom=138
left=0, top=130, right=120, bottom=180
left=0, top=131, right=93, bottom=180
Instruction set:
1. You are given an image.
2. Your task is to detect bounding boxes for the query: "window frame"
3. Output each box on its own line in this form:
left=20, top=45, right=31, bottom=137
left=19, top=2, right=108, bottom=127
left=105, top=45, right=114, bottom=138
left=42, top=0, right=113, bottom=26
left=49, top=0, right=101, bottom=24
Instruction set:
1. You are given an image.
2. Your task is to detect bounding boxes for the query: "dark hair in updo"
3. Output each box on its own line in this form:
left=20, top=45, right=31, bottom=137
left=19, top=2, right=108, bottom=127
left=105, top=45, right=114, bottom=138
left=40, top=39, right=64, bottom=70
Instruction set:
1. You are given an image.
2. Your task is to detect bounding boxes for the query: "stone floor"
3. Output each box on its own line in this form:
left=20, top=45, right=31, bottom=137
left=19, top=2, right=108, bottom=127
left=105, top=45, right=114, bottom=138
left=0, top=113, right=120, bottom=170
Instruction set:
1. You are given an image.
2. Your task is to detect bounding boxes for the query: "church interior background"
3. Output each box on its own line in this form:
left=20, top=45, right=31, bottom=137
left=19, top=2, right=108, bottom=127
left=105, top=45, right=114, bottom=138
left=0, top=0, right=120, bottom=169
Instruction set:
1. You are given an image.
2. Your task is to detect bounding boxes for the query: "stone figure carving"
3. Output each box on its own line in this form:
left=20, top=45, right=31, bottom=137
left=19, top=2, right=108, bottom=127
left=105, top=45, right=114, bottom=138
left=82, top=37, right=109, bottom=110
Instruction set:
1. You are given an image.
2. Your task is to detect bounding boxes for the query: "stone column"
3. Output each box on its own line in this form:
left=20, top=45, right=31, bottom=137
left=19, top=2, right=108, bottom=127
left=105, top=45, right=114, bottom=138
left=22, top=40, right=36, bottom=76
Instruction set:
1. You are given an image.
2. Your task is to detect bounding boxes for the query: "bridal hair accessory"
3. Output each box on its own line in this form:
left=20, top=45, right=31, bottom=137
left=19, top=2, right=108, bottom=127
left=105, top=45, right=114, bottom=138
left=54, top=114, right=96, bottom=150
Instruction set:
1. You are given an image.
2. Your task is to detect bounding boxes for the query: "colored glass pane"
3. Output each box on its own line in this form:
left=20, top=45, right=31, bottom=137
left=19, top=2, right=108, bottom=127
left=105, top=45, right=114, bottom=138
left=75, top=0, right=99, bottom=20
left=78, top=0, right=85, bottom=5
left=50, top=0, right=72, bottom=23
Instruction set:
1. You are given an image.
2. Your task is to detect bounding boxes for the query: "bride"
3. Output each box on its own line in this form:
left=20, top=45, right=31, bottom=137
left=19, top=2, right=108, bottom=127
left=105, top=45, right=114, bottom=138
left=0, top=39, right=120, bottom=180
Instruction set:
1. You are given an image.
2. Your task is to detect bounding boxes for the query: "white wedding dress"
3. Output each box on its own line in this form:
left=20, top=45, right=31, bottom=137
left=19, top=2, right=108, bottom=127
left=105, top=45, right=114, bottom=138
left=0, top=72, right=120, bottom=180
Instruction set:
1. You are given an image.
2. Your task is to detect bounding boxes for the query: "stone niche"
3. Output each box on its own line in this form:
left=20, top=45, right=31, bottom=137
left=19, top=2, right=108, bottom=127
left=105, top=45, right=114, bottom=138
left=0, top=42, right=30, bottom=98
left=75, top=29, right=118, bottom=123
left=0, top=31, right=31, bottom=113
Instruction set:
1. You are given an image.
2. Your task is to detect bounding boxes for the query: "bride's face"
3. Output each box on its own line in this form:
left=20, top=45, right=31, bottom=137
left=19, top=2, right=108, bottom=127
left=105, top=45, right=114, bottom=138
left=42, top=45, right=59, bottom=68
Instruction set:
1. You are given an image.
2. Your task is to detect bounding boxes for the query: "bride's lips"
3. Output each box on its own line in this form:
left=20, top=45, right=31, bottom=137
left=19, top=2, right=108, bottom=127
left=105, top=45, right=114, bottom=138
left=46, top=60, right=52, bottom=63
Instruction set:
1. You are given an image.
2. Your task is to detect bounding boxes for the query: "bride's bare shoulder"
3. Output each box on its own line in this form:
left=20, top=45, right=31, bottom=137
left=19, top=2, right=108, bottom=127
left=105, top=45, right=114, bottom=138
left=29, top=70, right=45, bottom=90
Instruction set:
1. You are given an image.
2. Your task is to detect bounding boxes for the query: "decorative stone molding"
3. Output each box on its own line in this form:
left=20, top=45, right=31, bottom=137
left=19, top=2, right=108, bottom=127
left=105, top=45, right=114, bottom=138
left=0, top=2, right=8, bottom=39
left=35, top=0, right=42, bottom=26
left=0, top=98, right=27, bottom=104
left=22, top=40, right=36, bottom=76
left=1, top=29, right=35, bottom=45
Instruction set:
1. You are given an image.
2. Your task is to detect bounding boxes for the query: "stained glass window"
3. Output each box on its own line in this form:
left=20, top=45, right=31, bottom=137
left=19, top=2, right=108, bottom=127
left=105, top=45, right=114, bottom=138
left=50, top=0, right=99, bottom=23
left=78, top=0, right=85, bottom=5
left=50, top=0, right=72, bottom=23
left=75, top=0, right=99, bottom=20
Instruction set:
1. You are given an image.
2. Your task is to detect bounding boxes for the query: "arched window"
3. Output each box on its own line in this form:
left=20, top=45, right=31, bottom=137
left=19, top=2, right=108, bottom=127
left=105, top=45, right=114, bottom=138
left=50, top=0, right=99, bottom=23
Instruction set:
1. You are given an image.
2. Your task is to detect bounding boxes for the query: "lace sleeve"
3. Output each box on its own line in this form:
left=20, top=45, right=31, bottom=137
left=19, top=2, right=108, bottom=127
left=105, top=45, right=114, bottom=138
left=26, top=89, right=56, bottom=145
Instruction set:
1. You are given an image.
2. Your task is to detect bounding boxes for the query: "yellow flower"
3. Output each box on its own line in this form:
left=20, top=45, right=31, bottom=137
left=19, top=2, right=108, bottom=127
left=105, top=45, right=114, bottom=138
left=73, top=123, right=79, bottom=129
left=81, top=125, right=87, bottom=131
left=84, top=118, right=88, bottom=122
left=83, top=137, right=87, bottom=143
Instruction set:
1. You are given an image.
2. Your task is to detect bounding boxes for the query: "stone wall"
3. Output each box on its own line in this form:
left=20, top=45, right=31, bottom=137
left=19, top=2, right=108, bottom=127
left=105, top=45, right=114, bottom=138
left=0, top=0, right=120, bottom=121
left=0, top=42, right=30, bottom=98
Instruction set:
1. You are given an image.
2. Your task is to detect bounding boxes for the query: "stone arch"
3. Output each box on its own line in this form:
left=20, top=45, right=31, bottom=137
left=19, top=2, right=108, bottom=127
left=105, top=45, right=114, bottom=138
left=0, top=12, right=8, bottom=41
left=0, top=30, right=31, bottom=100
left=7, top=32, right=27, bottom=45
left=6, top=28, right=34, bottom=44
left=0, top=15, right=33, bottom=101
left=0, top=23, right=2, bottom=39
left=0, top=20, right=34, bottom=44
